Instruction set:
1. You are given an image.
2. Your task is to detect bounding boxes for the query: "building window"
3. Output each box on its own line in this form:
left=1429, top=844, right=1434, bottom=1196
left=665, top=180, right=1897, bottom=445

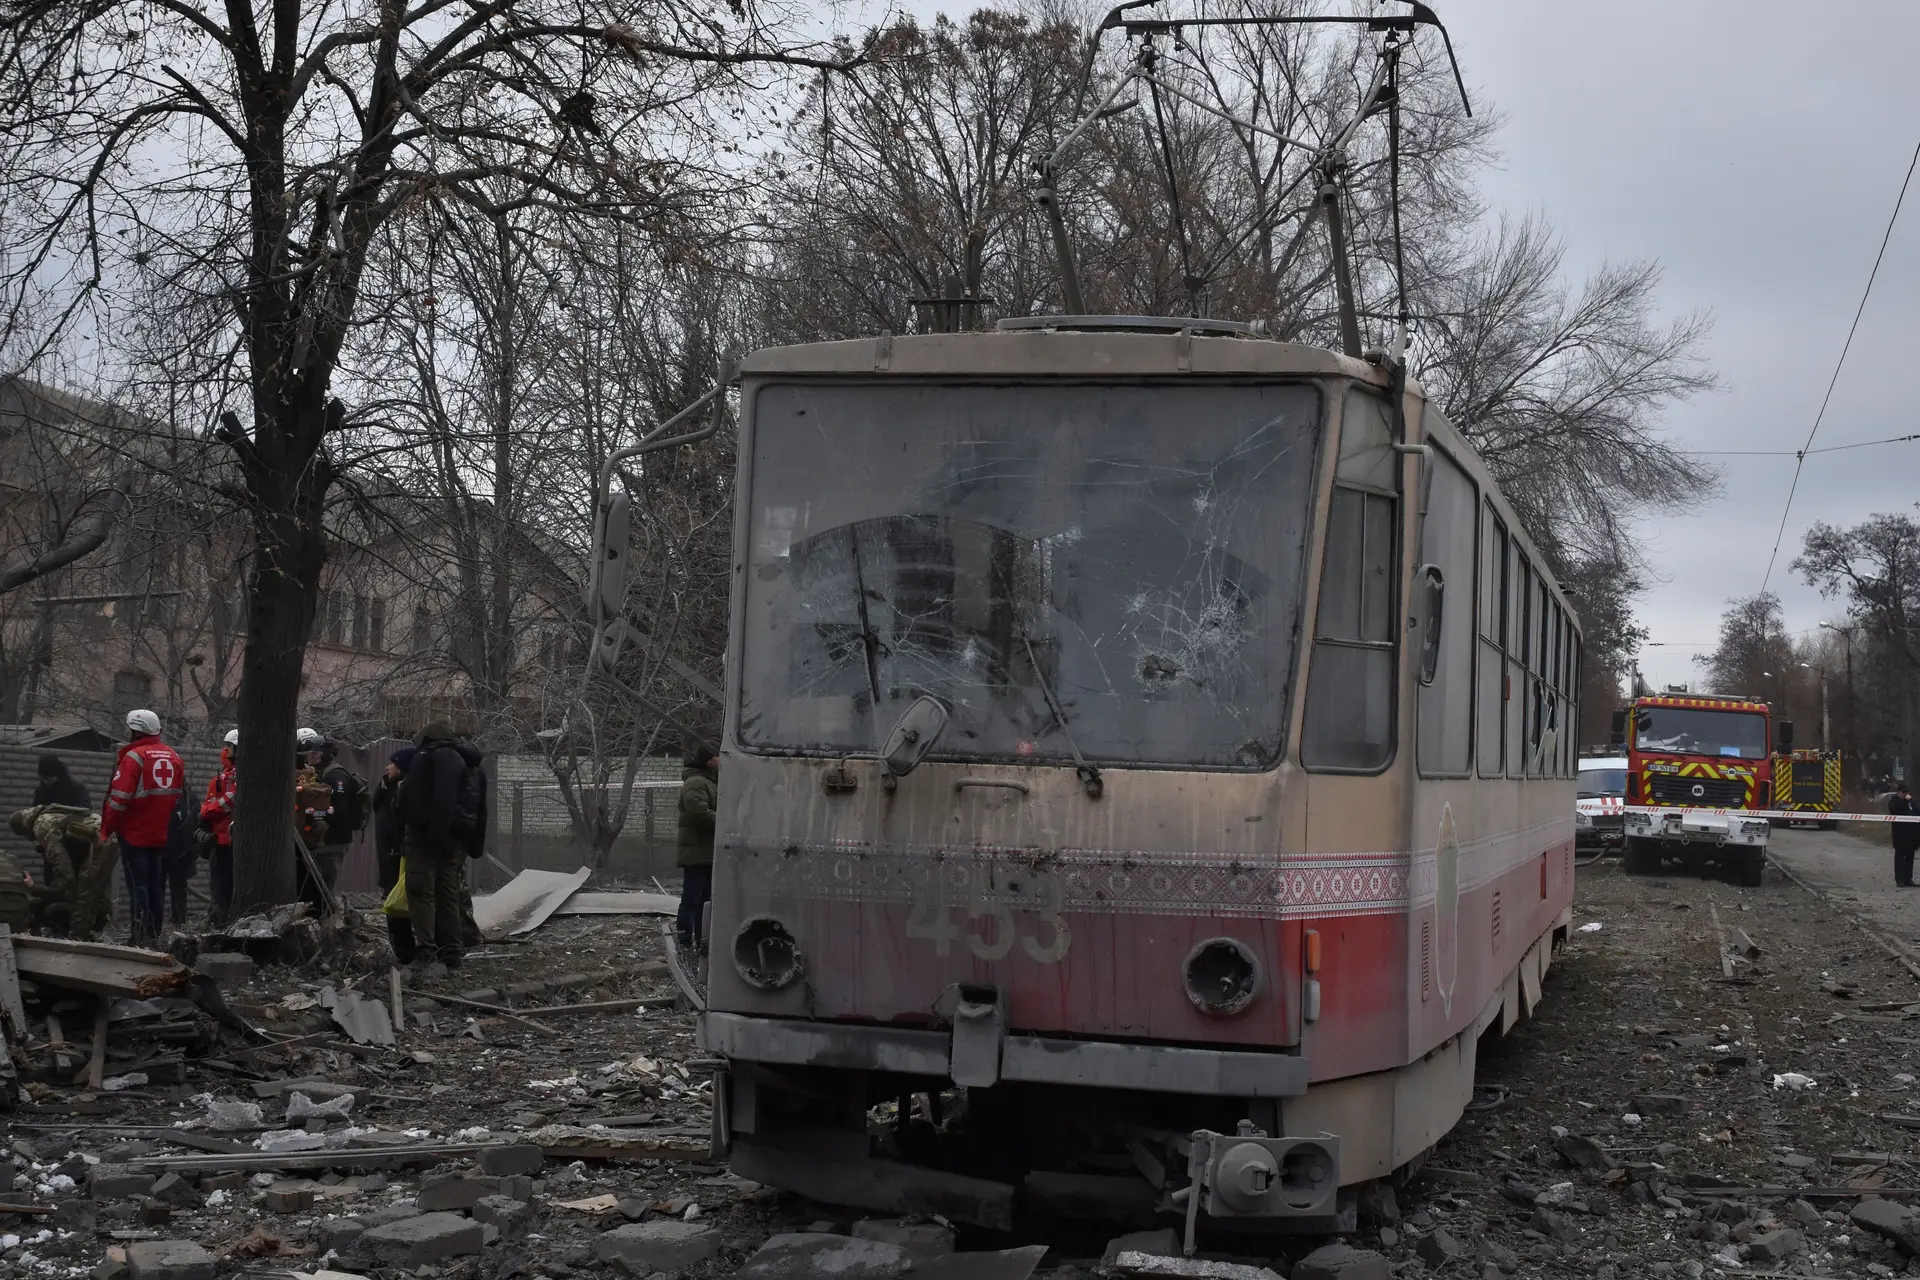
left=112, top=670, right=152, bottom=720
left=411, top=606, right=431, bottom=654
left=369, top=598, right=387, bottom=652
left=323, top=590, right=344, bottom=645
left=352, top=593, right=369, bottom=649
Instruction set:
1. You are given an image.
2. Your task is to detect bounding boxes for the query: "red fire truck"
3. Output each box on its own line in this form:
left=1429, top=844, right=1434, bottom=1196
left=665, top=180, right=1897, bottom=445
left=1612, top=690, right=1789, bottom=885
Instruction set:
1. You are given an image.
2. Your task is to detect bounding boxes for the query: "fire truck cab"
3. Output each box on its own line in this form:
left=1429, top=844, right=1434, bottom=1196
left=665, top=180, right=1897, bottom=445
left=1611, top=690, right=1787, bottom=886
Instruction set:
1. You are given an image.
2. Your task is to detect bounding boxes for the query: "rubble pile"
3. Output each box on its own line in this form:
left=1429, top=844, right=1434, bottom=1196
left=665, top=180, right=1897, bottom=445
left=7, top=848, right=1920, bottom=1279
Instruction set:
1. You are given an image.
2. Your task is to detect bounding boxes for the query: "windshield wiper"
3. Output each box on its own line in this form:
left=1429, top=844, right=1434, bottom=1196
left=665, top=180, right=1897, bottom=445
left=1021, top=633, right=1103, bottom=798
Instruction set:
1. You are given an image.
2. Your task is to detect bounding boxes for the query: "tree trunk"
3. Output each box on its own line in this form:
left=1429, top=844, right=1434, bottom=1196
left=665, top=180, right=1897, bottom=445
left=229, top=514, right=327, bottom=914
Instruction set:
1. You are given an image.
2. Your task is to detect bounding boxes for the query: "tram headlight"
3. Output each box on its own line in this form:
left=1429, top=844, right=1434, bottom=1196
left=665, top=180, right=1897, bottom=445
left=1184, top=938, right=1260, bottom=1016
left=1574, top=812, right=1592, bottom=828
left=732, top=917, right=804, bottom=991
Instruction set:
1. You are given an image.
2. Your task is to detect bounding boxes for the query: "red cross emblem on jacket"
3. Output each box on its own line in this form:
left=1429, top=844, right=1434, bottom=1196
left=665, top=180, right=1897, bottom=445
left=103, top=735, right=186, bottom=847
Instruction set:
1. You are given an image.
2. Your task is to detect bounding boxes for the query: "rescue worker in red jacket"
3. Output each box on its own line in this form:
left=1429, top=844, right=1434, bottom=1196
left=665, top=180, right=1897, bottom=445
left=200, top=729, right=238, bottom=923
left=102, top=709, right=185, bottom=946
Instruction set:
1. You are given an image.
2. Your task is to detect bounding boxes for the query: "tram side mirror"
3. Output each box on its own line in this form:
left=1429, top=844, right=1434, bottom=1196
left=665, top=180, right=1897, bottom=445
left=881, top=696, right=951, bottom=778
left=1415, top=564, right=1444, bottom=686
left=1777, top=721, right=1794, bottom=755
left=1608, top=709, right=1627, bottom=749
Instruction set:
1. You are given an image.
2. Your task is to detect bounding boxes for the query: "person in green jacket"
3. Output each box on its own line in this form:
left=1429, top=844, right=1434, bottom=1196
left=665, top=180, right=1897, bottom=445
left=676, top=747, right=718, bottom=948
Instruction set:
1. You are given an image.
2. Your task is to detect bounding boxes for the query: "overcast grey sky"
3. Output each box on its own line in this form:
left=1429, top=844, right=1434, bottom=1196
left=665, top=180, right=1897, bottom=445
left=1436, top=0, right=1920, bottom=688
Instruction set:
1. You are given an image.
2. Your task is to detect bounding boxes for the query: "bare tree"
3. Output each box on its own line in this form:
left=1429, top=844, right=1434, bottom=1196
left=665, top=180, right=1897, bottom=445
left=0, top=0, right=857, bottom=910
left=1697, top=593, right=1793, bottom=707
left=1796, top=513, right=1920, bottom=772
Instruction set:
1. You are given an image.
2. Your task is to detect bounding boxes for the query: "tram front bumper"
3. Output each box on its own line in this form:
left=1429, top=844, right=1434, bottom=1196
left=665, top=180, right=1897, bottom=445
left=701, top=1010, right=1312, bottom=1097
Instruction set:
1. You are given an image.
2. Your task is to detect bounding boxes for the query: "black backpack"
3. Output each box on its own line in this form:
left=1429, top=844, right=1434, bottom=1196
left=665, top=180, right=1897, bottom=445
left=339, top=770, right=372, bottom=834
left=450, top=760, right=487, bottom=850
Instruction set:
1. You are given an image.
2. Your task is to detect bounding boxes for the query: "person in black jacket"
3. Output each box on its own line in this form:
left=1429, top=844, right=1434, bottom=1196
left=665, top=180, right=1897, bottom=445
left=401, top=722, right=485, bottom=974
left=1893, top=781, right=1918, bottom=887
left=161, top=779, right=199, bottom=929
left=33, top=756, right=89, bottom=810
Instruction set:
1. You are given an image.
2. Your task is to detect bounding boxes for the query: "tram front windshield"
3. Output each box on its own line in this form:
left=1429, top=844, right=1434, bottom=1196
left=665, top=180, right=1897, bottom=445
left=737, top=380, right=1323, bottom=769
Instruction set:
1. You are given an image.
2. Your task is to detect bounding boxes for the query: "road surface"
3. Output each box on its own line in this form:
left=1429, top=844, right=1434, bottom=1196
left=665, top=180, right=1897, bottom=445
left=1767, top=824, right=1920, bottom=959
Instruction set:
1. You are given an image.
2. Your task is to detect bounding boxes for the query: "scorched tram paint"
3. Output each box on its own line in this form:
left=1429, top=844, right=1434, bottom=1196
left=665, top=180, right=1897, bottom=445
left=697, top=323, right=1579, bottom=1238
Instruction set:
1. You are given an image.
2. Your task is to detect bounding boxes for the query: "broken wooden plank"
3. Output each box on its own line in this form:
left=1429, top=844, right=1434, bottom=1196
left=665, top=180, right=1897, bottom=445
left=0, top=925, right=28, bottom=1037
left=46, top=1014, right=70, bottom=1075
left=1707, top=902, right=1735, bottom=978
left=1688, top=1185, right=1920, bottom=1200
left=0, top=1204, right=53, bottom=1215
left=389, top=967, right=403, bottom=1031
left=13, top=936, right=190, bottom=998
left=1879, top=1115, right=1920, bottom=1129
left=86, top=998, right=109, bottom=1090
left=524, top=1123, right=711, bottom=1161
left=513, top=996, right=680, bottom=1017
left=403, top=987, right=558, bottom=1035
left=660, top=924, right=705, bottom=1013
left=125, top=1141, right=503, bottom=1173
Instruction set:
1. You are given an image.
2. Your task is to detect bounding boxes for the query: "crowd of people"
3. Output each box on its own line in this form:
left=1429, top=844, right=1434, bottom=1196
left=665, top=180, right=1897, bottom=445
left=9, top=711, right=720, bottom=975
left=11, top=710, right=498, bottom=978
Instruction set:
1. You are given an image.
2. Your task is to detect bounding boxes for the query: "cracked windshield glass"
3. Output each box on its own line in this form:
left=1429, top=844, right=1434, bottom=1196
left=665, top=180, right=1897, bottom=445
left=739, top=381, right=1323, bottom=768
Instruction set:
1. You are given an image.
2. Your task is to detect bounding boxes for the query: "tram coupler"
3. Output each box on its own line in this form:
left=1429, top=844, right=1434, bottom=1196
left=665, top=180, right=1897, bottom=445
left=1171, top=1123, right=1342, bottom=1253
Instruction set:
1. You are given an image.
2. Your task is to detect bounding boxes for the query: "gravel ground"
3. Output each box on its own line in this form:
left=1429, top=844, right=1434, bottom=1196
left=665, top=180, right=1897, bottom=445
left=10, top=838, right=1920, bottom=1280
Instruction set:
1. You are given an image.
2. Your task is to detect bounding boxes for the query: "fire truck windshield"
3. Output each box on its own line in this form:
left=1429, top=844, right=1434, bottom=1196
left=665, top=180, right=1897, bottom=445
left=1633, top=707, right=1769, bottom=759
left=737, top=380, right=1323, bottom=769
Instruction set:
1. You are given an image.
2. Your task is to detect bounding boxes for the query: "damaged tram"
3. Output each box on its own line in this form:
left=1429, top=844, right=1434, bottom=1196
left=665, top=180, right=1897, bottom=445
left=698, top=317, right=1580, bottom=1235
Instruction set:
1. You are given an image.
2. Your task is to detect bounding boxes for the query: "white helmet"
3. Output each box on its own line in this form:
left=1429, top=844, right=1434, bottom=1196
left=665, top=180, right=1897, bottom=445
left=223, top=729, right=239, bottom=747
left=126, top=709, right=161, bottom=737
left=296, top=727, right=324, bottom=750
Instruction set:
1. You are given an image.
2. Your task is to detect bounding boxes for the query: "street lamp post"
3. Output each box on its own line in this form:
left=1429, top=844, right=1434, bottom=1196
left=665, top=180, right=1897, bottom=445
left=1820, top=621, right=1857, bottom=773
left=1800, top=661, right=1829, bottom=750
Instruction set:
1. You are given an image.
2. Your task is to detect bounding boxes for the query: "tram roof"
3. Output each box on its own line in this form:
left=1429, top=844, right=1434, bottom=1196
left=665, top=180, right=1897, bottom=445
left=739, top=328, right=1395, bottom=386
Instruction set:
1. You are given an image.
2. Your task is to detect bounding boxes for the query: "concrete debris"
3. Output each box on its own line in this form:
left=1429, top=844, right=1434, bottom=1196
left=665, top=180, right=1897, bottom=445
left=284, top=1089, right=353, bottom=1121
left=1289, top=1244, right=1390, bottom=1279
left=472, top=1194, right=534, bottom=1237
left=1772, top=1071, right=1817, bottom=1090
left=1102, top=1229, right=1179, bottom=1263
left=475, top=1142, right=544, bottom=1176
left=851, top=1216, right=956, bottom=1262
left=123, top=1240, right=214, bottom=1280
left=737, top=1232, right=913, bottom=1279
left=593, top=1219, right=719, bottom=1272
left=1108, top=1254, right=1281, bottom=1280
left=358, top=1211, right=484, bottom=1266
left=902, top=1245, right=1049, bottom=1280
left=191, top=952, right=255, bottom=983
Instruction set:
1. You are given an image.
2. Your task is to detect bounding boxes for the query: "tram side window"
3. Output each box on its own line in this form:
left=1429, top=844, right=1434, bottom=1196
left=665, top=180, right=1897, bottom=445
left=1527, top=571, right=1550, bottom=779
left=1304, top=391, right=1397, bottom=772
left=1508, top=552, right=1531, bottom=778
left=1477, top=506, right=1508, bottom=777
left=1417, top=445, right=1476, bottom=776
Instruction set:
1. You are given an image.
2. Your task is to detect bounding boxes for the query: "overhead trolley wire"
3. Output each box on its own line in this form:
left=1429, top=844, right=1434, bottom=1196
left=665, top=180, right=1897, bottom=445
left=1759, top=134, right=1920, bottom=593
left=1683, top=431, right=1920, bottom=458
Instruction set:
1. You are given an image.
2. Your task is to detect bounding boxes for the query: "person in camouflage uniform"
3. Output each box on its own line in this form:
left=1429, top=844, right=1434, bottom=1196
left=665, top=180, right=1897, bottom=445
left=9, top=803, right=115, bottom=937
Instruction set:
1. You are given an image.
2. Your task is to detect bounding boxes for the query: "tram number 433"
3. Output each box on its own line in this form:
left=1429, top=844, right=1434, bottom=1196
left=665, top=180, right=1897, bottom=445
left=906, top=864, right=1071, bottom=964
